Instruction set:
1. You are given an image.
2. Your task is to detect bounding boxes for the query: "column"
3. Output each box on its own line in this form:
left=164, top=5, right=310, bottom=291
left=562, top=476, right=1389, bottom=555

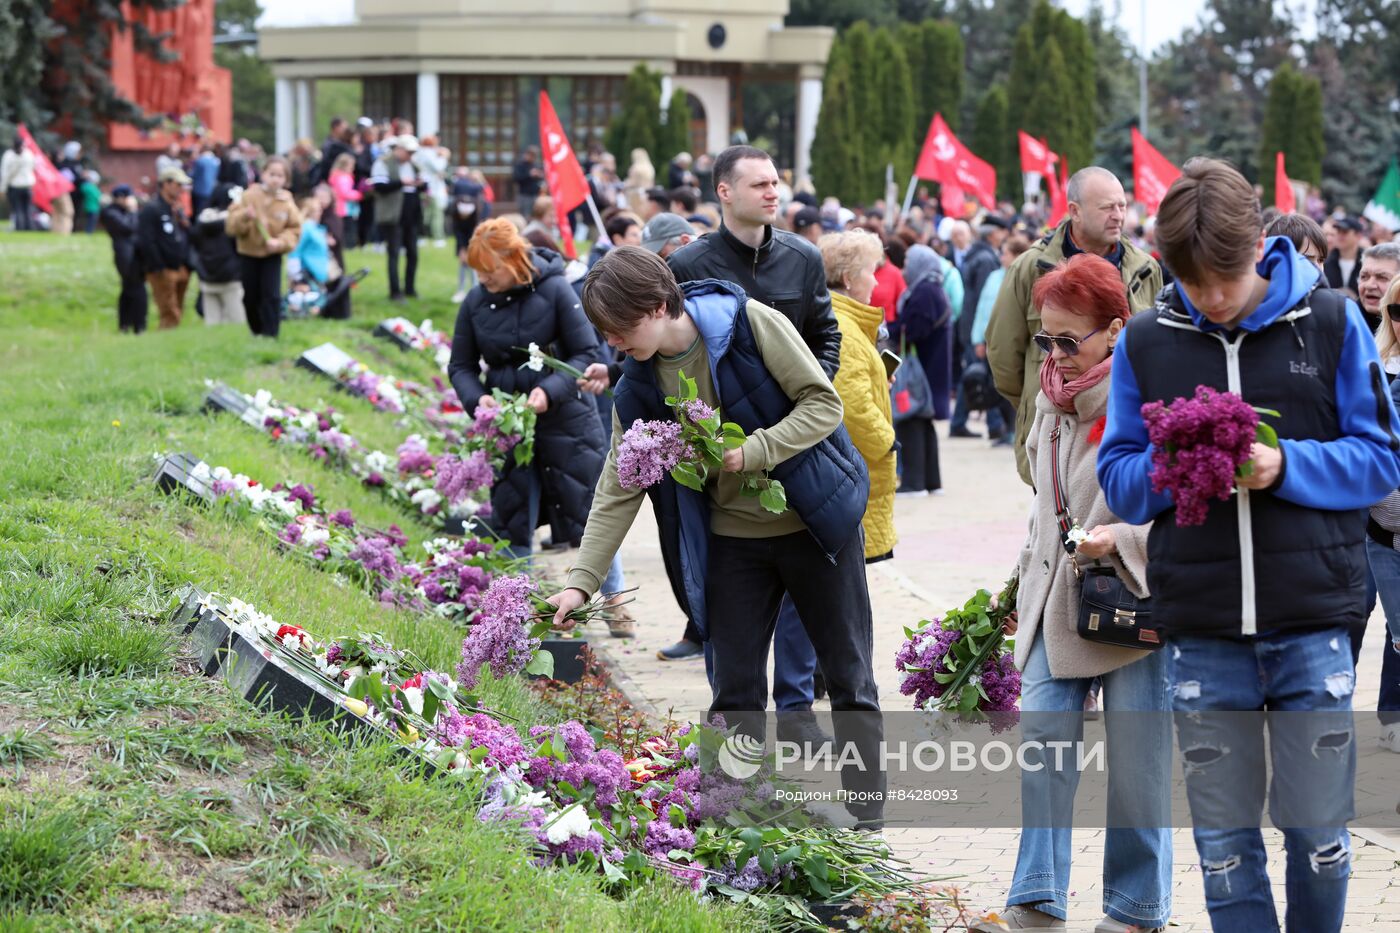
left=295, top=79, right=314, bottom=142
left=416, top=72, right=441, bottom=137
left=275, top=77, right=295, bottom=156
left=794, top=76, right=822, bottom=184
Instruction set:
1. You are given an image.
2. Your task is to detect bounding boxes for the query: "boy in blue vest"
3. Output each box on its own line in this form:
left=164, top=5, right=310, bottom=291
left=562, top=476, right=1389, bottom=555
left=546, top=245, right=885, bottom=823
left=1098, top=158, right=1400, bottom=932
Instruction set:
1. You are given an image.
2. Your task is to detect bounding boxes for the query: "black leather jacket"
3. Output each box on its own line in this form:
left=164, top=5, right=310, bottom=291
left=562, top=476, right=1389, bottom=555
left=666, top=223, right=841, bottom=378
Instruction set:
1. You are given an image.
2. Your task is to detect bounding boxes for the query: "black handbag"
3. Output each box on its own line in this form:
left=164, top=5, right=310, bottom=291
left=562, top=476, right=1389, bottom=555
left=1047, top=422, right=1162, bottom=651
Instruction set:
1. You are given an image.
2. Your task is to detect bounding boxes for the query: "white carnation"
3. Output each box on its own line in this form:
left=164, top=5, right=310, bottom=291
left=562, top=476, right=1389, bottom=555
left=544, top=804, right=592, bottom=844
left=302, top=526, right=330, bottom=548
left=411, top=488, right=443, bottom=512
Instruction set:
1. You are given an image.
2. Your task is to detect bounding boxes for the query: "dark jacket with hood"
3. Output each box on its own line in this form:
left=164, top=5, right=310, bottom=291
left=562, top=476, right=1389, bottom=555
left=955, top=238, right=1001, bottom=345
left=612, top=281, right=869, bottom=636
left=191, top=184, right=241, bottom=284
left=100, top=202, right=141, bottom=279
left=447, top=248, right=606, bottom=548
left=666, top=224, right=842, bottom=379
left=136, top=194, right=191, bottom=274
left=1099, top=236, right=1400, bottom=638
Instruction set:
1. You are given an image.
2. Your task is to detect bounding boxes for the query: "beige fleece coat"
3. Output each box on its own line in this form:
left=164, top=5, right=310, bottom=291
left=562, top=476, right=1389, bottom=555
left=1014, top=377, right=1155, bottom=679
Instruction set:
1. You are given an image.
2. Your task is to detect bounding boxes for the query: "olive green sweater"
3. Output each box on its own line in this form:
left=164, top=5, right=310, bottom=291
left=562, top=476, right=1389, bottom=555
left=564, top=300, right=843, bottom=596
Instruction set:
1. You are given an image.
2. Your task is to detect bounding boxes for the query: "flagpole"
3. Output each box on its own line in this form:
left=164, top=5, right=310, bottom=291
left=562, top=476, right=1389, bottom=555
left=584, top=194, right=607, bottom=243
left=900, top=175, right=919, bottom=220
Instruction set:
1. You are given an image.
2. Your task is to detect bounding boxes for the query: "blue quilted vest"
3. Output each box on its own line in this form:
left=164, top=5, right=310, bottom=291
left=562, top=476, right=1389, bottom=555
left=612, top=279, right=869, bottom=637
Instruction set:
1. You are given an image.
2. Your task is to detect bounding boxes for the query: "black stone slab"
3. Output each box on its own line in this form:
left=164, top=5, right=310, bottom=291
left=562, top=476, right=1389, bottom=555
left=202, top=383, right=253, bottom=418
left=441, top=516, right=466, bottom=536
left=373, top=318, right=416, bottom=351
left=296, top=342, right=357, bottom=380
left=154, top=452, right=214, bottom=502
left=532, top=638, right=589, bottom=684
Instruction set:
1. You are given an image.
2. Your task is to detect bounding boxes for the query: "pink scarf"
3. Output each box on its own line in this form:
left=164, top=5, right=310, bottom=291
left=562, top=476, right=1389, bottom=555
left=1040, top=353, right=1113, bottom=414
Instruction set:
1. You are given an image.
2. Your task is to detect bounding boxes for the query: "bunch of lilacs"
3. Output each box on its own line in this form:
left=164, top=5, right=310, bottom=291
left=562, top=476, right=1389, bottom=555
left=338, top=358, right=424, bottom=414
left=617, top=370, right=787, bottom=513
left=415, top=535, right=498, bottom=619
left=896, top=581, right=1020, bottom=723
left=228, top=385, right=359, bottom=466
left=191, top=460, right=310, bottom=519
left=1141, top=385, right=1277, bottom=527
left=385, top=434, right=493, bottom=523
left=462, top=390, right=537, bottom=469
left=386, top=317, right=452, bottom=369
left=456, top=574, right=548, bottom=689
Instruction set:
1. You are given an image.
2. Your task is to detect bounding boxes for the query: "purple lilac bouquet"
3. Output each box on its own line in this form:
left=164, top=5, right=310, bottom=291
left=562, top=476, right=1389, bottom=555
left=896, top=580, right=1020, bottom=719
left=456, top=574, right=544, bottom=689
left=617, top=420, right=694, bottom=489
left=1141, top=385, right=1277, bottom=527
left=466, top=390, right=537, bottom=468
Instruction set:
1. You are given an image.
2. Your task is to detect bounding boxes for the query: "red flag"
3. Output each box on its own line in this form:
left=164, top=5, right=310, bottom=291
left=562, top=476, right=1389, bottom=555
left=1018, top=131, right=1055, bottom=177
left=17, top=124, right=74, bottom=215
left=538, top=91, right=589, bottom=260
left=1131, top=128, right=1180, bottom=216
left=914, top=113, right=997, bottom=211
left=1048, top=158, right=1070, bottom=227
left=1274, top=151, right=1296, bottom=213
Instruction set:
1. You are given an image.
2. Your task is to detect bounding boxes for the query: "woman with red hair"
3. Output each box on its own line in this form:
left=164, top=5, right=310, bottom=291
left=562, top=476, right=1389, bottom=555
left=448, top=219, right=610, bottom=592
left=971, top=253, right=1172, bottom=933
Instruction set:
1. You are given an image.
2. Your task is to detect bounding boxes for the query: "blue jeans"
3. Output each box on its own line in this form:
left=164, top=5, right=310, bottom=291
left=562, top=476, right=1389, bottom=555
left=1171, top=628, right=1356, bottom=933
left=602, top=553, right=625, bottom=595
left=773, top=595, right=817, bottom=711
left=1364, top=539, right=1400, bottom=725
left=1007, top=633, right=1173, bottom=926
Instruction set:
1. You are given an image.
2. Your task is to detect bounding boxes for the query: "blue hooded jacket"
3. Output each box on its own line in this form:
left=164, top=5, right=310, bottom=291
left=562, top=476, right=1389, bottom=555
left=1097, top=236, right=1400, bottom=636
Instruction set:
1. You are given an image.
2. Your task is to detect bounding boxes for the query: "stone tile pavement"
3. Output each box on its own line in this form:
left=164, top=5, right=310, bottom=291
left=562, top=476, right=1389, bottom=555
left=537, top=417, right=1400, bottom=929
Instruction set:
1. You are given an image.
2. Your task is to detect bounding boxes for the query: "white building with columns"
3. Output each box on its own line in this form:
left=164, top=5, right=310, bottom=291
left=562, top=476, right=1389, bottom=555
left=258, top=0, right=831, bottom=193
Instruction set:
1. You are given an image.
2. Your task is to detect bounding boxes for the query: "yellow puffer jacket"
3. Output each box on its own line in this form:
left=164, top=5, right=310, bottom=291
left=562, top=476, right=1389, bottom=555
left=830, top=291, right=897, bottom=558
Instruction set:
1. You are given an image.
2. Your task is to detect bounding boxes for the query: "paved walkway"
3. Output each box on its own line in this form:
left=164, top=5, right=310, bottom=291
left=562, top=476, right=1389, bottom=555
left=538, top=416, right=1400, bottom=930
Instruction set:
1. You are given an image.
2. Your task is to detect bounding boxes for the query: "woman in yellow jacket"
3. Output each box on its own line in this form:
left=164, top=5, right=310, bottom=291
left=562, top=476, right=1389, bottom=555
left=226, top=155, right=302, bottom=338
left=817, top=230, right=898, bottom=559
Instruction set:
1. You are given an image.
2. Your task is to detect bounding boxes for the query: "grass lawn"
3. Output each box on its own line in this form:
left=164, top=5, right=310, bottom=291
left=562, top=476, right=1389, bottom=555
left=0, top=231, right=752, bottom=930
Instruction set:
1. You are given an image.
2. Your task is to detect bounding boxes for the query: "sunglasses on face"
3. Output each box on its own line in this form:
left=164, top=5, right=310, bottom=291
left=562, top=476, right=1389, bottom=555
left=1388, top=303, right=1400, bottom=323
left=1033, top=326, right=1104, bottom=357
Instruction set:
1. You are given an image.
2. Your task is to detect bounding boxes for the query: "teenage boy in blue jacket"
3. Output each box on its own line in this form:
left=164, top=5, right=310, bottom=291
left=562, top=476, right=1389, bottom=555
left=1098, top=157, right=1400, bottom=933
left=547, top=245, right=884, bottom=823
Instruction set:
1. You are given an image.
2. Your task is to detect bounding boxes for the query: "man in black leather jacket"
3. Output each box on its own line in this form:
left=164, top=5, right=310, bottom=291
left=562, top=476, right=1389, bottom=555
left=665, top=146, right=841, bottom=379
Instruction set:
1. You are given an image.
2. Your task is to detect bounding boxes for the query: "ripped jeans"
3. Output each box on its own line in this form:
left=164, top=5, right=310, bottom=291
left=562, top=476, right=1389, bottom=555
left=1171, top=627, right=1356, bottom=933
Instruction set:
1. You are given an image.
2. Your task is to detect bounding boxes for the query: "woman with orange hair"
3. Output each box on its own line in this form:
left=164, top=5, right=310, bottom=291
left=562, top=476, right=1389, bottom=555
left=448, top=218, right=610, bottom=581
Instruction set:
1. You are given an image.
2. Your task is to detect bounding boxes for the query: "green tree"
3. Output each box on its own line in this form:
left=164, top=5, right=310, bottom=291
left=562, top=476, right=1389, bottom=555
left=870, top=27, right=916, bottom=199
left=212, top=0, right=273, bottom=148
left=1258, top=64, right=1324, bottom=203
left=1006, top=0, right=1096, bottom=172
left=898, top=19, right=964, bottom=134
left=0, top=0, right=59, bottom=142
left=657, top=88, right=693, bottom=163
left=971, top=83, right=1016, bottom=199
left=604, top=64, right=660, bottom=166
left=810, top=36, right=863, bottom=203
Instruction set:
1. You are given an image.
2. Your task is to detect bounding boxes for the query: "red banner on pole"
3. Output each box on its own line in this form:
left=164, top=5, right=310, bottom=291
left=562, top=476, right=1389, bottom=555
left=1131, top=128, right=1180, bottom=216
left=1275, top=152, right=1296, bottom=213
left=1018, top=131, right=1055, bottom=177
left=17, top=123, right=74, bottom=215
left=914, top=113, right=997, bottom=212
left=1048, top=157, right=1069, bottom=227
left=538, top=91, right=589, bottom=260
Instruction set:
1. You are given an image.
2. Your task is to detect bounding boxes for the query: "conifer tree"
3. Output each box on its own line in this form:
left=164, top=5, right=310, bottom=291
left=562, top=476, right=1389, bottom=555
left=972, top=84, right=1016, bottom=202
left=810, top=35, right=863, bottom=203
left=604, top=64, right=661, bottom=165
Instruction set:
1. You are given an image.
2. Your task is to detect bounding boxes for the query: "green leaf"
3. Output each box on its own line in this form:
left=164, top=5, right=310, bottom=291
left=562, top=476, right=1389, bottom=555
left=420, top=690, right=441, bottom=726
left=738, top=827, right=763, bottom=853
left=671, top=461, right=706, bottom=491
left=1255, top=423, right=1279, bottom=449
left=775, top=845, right=802, bottom=865
left=758, top=482, right=787, bottom=514
left=524, top=648, right=554, bottom=678
left=758, top=846, right=776, bottom=874
left=958, top=685, right=980, bottom=712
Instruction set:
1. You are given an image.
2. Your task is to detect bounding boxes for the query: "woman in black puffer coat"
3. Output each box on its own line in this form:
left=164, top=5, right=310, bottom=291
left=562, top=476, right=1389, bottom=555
left=448, top=218, right=606, bottom=558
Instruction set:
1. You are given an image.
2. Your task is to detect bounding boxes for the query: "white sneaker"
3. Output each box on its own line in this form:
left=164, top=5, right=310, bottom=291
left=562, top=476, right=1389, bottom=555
left=895, top=489, right=930, bottom=498
left=451, top=290, right=467, bottom=304
left=1380, top=724, right=1400, bottom=753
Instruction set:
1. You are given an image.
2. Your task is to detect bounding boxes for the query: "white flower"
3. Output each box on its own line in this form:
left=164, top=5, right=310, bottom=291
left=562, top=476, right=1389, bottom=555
left=298, top=412, right=319, bottom=431
left=544, top=804, right=592, bottom=844
left=243, top=484, right=271, bottom=510
left=400, top=686, right=424, bottom=716
left=435, top=345, right=452, bottom=371
left=302, top=526, right=330, bottom=549
left=411, top=488, right=443, bottom=512
left=271, top=494, right=300, bottom=517
left=364, top=450, right=391, bottom=473
left=526, top=342, right=546, bottom=372
left=253, top=389, right=273, bottom=409
left=190, top=461, right=211, bottom=483
left=1067, top=526, right=1090, bottom=546
left=212, top=466, right=233, bottom=481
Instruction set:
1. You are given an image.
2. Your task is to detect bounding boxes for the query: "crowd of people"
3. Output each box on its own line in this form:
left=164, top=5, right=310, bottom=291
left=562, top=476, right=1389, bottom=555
left=7, top=112, right=1400, bottom=932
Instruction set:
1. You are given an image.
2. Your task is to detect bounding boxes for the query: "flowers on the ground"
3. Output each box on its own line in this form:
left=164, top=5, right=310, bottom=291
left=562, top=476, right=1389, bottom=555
left=1141, top=386, right=1277, bottom=527
left=457, top=574, right=543, bottom=689
left=896, top=580, right=1020, bottom=718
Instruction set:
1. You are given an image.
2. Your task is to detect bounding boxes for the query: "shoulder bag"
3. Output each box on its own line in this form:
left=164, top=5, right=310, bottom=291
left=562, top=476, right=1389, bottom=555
left=1048, top=421, right=1162, bottom=650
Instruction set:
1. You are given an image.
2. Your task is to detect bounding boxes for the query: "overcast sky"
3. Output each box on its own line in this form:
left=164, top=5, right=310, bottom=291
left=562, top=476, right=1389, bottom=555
left=257, top=0, right=1306, bottom=54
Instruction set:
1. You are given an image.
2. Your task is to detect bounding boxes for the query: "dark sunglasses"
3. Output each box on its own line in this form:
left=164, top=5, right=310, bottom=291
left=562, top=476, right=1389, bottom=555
left=1388, top=303, right=1400, bottom=323
left=1033, top=326, right=1104, bottom=357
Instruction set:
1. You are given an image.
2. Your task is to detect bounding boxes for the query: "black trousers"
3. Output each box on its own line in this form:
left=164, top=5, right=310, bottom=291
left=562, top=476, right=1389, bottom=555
left=241, top=253, right=283, bottom=337
left=706, top=530, right=884, bottom=816
left=117, top=268, right=148, bottom=333
left=383, top=217, right=419, bottom=298
left=7, top=186, right=33, bottom=230
left=895, top=418, right=942, bottom=492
